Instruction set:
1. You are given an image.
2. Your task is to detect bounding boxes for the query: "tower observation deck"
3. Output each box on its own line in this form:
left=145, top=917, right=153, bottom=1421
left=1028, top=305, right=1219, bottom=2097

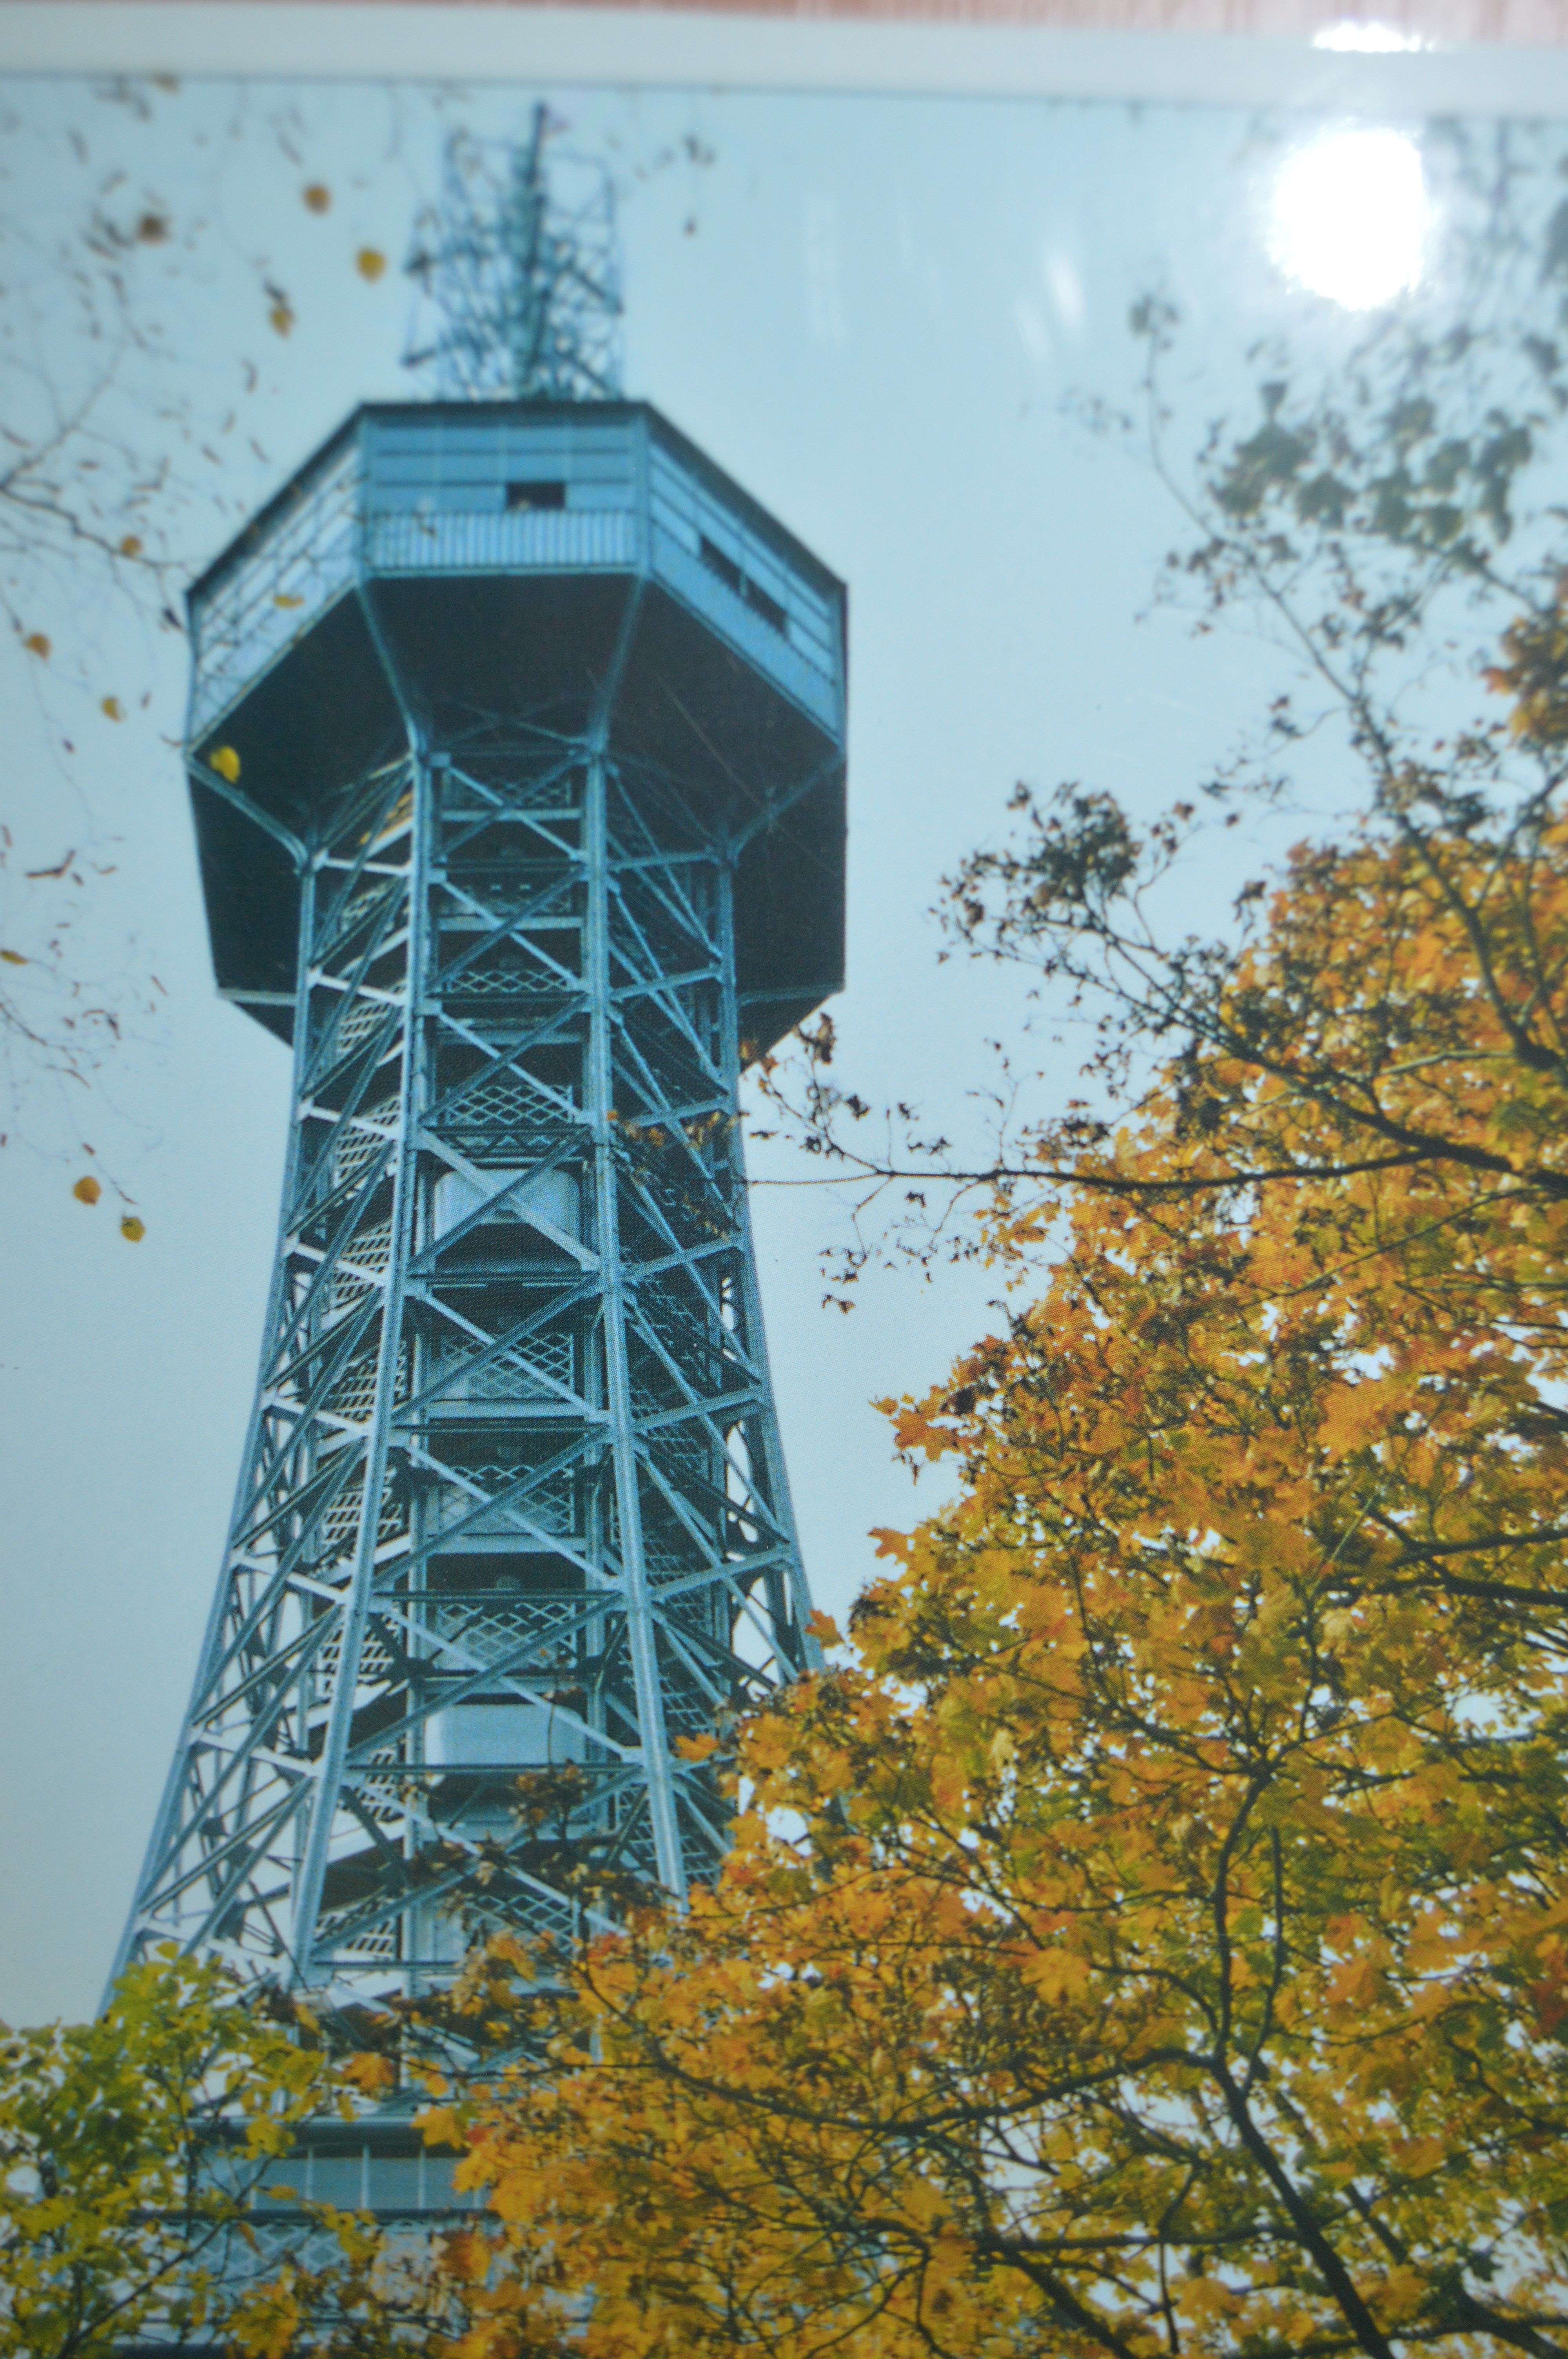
left=115, top=134, right=845, bottom=2011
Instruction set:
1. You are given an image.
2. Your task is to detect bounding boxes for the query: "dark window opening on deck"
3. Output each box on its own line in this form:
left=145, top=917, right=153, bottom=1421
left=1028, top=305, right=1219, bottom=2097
left=743, top=577, right=788, bottom=634
left=699, top=533, right=744, bottom=595
left=505, top=480, right=566, bottom=511
left=699, top=534, right=788, bottom=636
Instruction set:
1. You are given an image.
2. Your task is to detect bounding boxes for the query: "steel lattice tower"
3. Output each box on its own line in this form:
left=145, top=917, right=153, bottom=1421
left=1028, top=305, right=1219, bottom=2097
left=114, top=125, right=844, bottom=2016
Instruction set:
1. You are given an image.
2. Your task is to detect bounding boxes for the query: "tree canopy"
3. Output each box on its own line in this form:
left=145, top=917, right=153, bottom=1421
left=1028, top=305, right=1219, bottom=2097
left=412, top=758, right=1568, bottom=2359
left=0, top=1952, right=501, bottom=2359
left=0, top=1953, right=332, bottom=2359
left=390, top=128, right=1568, bottom=2359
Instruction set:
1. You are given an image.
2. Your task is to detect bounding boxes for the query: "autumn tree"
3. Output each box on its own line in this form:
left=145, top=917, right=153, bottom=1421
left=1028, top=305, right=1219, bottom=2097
left=0, top=1952, right=345, bottom=2359
left=0, top=1950, right=517, bottom=2359
left=393, top=766, right=1568, bottom=2359
left=373, top=128, right=1568, bottom=2359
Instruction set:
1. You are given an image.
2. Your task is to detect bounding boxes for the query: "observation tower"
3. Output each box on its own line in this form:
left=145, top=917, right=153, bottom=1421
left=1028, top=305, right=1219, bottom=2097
left=115, top=114, right=844, bottom=2021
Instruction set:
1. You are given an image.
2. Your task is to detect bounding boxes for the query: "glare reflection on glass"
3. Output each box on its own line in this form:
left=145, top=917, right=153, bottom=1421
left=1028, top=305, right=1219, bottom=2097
left=1311, top=20, right=1427, bottom=50
left=1270, top=127, right=1428, bottom=310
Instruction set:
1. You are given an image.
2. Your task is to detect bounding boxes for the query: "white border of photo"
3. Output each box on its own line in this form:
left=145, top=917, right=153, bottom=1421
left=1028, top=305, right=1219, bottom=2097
left=2, top=0, right=1568, bottom=120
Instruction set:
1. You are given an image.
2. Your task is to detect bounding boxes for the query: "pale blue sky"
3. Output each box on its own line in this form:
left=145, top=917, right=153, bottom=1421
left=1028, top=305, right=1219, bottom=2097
left=0, top=73, right=1458, bottom=2022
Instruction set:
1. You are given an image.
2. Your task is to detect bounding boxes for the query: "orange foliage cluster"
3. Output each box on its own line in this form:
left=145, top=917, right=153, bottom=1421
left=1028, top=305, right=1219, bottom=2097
left=404, top=768, right=1568, bottom=2355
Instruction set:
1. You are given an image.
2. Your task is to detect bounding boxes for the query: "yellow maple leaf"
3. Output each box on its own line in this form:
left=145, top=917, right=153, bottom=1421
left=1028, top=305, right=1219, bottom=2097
left=341, top=2052, right=396, bottom=2097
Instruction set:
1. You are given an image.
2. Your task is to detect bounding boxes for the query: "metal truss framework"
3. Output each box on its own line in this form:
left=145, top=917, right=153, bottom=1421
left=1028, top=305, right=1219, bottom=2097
left=119, top=718, right=817, bottom=1996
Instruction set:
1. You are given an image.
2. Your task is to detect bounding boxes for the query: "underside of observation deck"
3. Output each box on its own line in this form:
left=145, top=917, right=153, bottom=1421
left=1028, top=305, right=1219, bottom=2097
left=184, top=403, right=846, bottom=1060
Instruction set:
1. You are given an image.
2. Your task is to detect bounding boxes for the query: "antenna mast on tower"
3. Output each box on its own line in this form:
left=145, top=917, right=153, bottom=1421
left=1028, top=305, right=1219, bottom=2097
left=404, top=103, right=622, bottom=402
